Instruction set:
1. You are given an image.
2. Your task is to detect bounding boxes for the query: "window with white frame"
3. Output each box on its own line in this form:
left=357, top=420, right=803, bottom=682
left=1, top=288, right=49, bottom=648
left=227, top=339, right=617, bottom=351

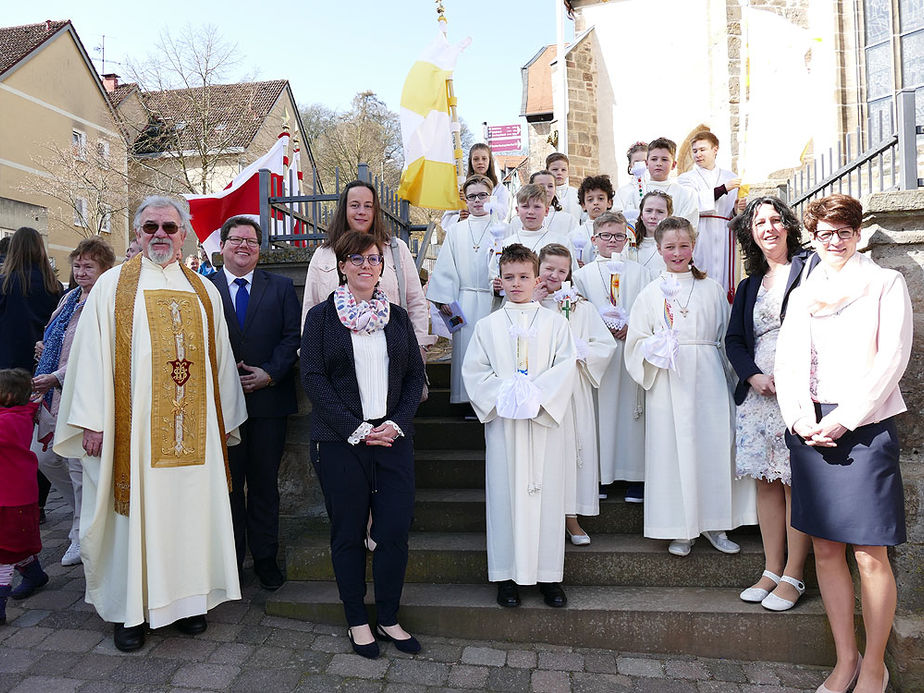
left=72, top=129, right=87, bottom=160
left=864, top=0, right=924, bottom=143
left=74, top=198, right=88, bottom=227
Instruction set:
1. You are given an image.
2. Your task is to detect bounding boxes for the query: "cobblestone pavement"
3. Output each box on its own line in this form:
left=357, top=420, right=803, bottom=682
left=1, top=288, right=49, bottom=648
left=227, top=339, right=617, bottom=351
left=0, top=493, right=834, bottom=692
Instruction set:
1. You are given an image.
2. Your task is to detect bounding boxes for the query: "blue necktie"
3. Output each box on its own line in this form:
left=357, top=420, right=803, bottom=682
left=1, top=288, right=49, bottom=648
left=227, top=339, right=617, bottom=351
left=234, top=277, right=249, bottom=329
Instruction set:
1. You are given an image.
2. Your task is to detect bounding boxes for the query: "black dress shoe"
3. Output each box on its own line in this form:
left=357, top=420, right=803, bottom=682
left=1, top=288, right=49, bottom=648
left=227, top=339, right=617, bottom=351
left=539, top=582, right=568, bottom=608
left=375, top=623, right=421, bottom=654
left=114, top=623, right=145, bottom=652
left=496, top=580, right=521, bottom=608
left=176, top=615, right=208, bottom=635
left=348, top=627, right=380, bottom=659
left=254, top=558, right=285, bottom=591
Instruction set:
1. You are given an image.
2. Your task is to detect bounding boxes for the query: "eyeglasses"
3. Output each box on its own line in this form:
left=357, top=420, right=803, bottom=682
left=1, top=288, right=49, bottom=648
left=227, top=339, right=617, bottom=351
left=813, top=226, right=856, bottom=243
left=226, top=236, right=260, bottom=248
left=596, top=232, right=628, bottom=242
left=465, top=192, right=490, bottom=202
left=141, top=221, right=180, bottom=235
left=346, top=253, right=383, bottom=266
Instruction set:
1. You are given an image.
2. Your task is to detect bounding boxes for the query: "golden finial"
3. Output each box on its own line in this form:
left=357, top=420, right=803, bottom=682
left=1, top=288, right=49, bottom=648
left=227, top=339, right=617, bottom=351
left=436, top=0, right=447, bottom=24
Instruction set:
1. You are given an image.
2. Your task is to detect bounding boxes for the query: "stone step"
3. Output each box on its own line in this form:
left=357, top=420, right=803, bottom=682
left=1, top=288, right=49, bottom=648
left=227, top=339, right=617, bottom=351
left=412, top=418, right=485, bottom=450
left=425, top=360, right=451, bottom=388
left=416, top=387, right=454, bottom=418
left=411, top=488, right=644, bottom=533
left=415, top=450, right=485, bottom=488
left=285, top=531, right=811, bottom=587
left=266, top=581, right=836, bottom=666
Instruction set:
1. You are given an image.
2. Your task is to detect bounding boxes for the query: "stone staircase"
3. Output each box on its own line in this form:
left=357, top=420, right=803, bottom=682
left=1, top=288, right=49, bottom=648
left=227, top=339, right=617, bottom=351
left=267, top=361, right=835, bottom=665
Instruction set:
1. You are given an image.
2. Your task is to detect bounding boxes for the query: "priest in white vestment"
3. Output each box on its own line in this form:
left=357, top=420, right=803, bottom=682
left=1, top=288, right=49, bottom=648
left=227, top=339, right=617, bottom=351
left=54, top=196, right=247, bottom=652
left=573, top=214, right=653, bottom=495
left=677, top=132, right=741, bottom=295
left=461, top=244, right=576, bottom=608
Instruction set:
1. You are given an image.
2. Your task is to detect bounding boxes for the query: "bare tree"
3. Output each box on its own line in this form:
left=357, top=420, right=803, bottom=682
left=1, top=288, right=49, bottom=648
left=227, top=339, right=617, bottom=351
left=126, top=25, right=263, bottom=195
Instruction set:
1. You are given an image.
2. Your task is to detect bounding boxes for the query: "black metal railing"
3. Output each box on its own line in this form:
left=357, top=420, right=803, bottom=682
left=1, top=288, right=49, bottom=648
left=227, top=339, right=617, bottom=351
left=785, top=88, right=922, bottom=219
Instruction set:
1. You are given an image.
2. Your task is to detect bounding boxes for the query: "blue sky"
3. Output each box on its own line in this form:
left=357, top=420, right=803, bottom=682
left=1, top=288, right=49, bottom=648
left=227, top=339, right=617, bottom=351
left=7, top=1, right=573, bottom=138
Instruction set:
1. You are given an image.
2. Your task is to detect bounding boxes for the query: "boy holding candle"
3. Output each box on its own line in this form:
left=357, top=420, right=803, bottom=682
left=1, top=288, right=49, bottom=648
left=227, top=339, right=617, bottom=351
left=462, top=244, right=577, bottom=609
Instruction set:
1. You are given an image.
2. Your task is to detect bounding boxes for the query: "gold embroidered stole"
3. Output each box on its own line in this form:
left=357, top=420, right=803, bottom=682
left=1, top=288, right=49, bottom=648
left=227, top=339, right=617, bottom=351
left=112, top=257, right=231, bottom=516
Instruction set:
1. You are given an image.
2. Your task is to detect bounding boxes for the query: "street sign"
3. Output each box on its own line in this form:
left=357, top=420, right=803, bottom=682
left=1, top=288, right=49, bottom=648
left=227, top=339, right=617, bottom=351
left=486, top=124, right=522, bottom=153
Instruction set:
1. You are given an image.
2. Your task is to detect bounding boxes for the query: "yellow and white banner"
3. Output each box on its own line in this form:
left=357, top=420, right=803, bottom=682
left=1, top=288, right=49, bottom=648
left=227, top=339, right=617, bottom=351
left=397, top=31, right=470, bottom=210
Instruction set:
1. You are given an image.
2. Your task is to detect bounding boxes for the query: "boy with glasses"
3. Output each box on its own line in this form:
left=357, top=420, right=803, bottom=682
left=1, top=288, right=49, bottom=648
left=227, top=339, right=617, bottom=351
left=427, top=175, right=503, bottom=404
left=573, top=212, right=653, bottom=504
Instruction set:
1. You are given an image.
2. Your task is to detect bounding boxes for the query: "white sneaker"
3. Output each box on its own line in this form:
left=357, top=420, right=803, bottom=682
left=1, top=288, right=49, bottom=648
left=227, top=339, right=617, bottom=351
left=668, top=539, right=694, bottom=556
left=61, top=541, right=82, bottom=566
left=701, top=531, right=740, bottom=554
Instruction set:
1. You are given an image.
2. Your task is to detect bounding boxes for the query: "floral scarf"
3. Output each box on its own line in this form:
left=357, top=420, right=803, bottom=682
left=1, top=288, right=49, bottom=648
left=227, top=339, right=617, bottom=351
left=334, top=284, right=390, bottom=334
left=34, top=288, right=82, bottom=405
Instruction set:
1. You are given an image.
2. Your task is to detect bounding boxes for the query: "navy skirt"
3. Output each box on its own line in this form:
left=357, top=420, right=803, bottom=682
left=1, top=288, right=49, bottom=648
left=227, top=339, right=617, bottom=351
left=786, top=404, right=906, bottom=546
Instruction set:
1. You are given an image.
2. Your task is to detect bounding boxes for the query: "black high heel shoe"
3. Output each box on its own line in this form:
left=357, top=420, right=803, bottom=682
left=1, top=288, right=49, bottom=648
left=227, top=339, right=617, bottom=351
left=375, top=623, right=421, bottom=654
left=348, top=626, right=380, bottom=659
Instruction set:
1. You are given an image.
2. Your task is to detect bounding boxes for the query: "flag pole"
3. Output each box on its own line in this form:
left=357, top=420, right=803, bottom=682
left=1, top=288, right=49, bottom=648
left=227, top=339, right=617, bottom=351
left=437, top=1, right=466, bottom=192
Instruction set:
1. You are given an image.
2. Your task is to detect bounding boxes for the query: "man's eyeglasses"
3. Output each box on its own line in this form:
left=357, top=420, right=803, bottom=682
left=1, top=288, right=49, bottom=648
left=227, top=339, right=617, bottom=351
left=596, top=232, right=627, bottom=242
left=226, top=237, right=260, bottom=248
left=813, top=226, right=856, bottom=243
left=346, top=254, right=383, bottom=266
left=465, top=192, right=490, bottom=202
left=141, top=221, right=180, bottom=235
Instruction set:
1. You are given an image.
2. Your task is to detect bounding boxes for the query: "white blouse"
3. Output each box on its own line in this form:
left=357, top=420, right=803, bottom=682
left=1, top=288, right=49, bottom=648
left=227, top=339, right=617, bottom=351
left=351, top=329, right=389, bottom=420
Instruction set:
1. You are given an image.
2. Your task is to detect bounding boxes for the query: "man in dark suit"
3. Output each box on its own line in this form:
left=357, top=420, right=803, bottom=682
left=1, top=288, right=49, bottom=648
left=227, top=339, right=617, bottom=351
left=211, top=216, right=300, bottom=590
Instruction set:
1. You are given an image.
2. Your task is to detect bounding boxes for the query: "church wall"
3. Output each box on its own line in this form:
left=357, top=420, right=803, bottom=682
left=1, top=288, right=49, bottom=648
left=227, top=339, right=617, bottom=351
left=526, top=120, right=554, bottom=176
left=565, top=36, right=600, bottom=181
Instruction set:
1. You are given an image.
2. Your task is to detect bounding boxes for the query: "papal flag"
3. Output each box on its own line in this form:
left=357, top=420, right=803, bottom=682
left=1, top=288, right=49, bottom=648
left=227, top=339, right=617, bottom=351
left=397, top=31, right=470, bottom=210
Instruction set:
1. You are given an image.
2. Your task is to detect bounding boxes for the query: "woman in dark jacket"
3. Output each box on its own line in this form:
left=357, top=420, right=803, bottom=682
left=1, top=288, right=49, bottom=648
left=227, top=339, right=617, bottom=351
left=725, top=197, right=817, bottom=612
left=0, top=227, right=61, bottom=371
left=302, top=230, right=425, bottom=660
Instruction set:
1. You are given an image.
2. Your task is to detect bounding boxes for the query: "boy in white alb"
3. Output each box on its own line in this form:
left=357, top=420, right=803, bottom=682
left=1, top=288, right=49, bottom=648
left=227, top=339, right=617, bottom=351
left=676, top=131, right=741, bottom=297
left=462, top=244, right=576, bottom=609
left=615, top=137, right=699, bottom=231
left=573, top=212, right=653, bottom=503
left=575, top=175, right=617, bottom=267
left=428, top=175, right=502, bottom=403
left=501, top=184, right=579, bottom=274
left=546, top=152, right=582, bottom=222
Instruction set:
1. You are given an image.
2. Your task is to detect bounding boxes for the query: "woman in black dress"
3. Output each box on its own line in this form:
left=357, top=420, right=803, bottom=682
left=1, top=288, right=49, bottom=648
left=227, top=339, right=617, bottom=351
left=775, top=194, right=911, bottom=693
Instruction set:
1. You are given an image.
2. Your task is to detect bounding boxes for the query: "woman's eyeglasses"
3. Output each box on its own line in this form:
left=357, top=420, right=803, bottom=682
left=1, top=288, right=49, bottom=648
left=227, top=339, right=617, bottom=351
left=346, top=254, right=383, bottom=266
left=813, top=227, right=856, bottom=243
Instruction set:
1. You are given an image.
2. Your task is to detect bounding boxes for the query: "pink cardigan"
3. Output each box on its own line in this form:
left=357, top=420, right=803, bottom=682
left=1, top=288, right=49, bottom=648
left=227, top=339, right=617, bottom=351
left=0, top=402, right=40, bottom=506
left=301, top=237, right=435, bottom=347
left=775, top=252, right=912, bottom=431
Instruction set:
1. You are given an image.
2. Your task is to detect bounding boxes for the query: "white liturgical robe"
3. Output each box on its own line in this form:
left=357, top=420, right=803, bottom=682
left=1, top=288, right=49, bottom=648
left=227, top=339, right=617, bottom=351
left=461, top=302, right=576, bottom=584
left=541, top=296, right=616, bottom=515
left=502, top=221, right=579, bottom=272
left=678, top=165, right=738, bottom=293
left=624, top=272, right=756, bottom=539
left=573, top=256, right=653, bottom=483
left=616, top=179, right=700, bottom=231
left=426, top=215, right=499, bottom=402
left=54, top=257, right=247, bottom=628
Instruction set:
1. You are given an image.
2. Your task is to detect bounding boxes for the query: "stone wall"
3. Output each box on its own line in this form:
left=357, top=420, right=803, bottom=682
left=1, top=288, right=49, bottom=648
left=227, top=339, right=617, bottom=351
left=565, top=35, right=599, bottom=181
left=526, top=120, right=554, bottom=178
left=862, top=189, right=924, bottom=693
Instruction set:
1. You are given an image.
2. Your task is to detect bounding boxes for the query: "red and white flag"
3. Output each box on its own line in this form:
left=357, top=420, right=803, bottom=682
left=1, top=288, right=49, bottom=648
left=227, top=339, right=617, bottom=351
left=185, top=132, right=289, bottom=256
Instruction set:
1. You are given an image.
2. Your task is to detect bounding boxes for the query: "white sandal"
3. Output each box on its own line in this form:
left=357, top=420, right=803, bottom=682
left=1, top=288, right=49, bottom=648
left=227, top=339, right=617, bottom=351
left=761, top=575, right=805, bottom=611
left=739, top=570, right=781, bottom=603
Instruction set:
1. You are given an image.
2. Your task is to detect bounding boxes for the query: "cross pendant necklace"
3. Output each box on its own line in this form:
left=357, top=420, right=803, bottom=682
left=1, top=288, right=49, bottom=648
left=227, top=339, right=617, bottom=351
left=675, top=281, right=695, bottom=317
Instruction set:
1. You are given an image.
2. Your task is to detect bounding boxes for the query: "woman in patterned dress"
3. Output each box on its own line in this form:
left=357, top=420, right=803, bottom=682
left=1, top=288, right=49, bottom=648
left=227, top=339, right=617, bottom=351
left=725, top=197, right=816, bottom=611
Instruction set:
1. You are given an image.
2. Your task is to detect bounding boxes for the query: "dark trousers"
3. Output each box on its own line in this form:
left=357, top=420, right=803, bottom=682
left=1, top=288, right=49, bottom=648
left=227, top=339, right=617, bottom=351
left=313, top=437, right=415, bottom=627
left=229, top=416, right=287, bottom=566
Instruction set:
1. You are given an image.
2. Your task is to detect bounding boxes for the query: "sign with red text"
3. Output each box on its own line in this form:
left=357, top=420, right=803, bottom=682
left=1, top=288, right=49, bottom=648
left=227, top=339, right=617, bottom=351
left=486, top=124, right=522, bottom=153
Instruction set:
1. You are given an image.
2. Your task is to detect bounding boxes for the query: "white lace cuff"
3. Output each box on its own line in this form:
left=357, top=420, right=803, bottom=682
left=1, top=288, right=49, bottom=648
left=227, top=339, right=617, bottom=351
left=348, top=421, right=375, bottom=445
left=496, top=373, right=542, bottom=419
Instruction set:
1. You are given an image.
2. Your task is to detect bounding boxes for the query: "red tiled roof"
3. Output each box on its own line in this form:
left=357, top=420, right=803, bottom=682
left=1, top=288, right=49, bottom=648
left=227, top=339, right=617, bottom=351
left=108, top=82, right=138, bottom=107
left=0, top=20, right=69, bottom=76
left=133, top=80, right=288, bottom=154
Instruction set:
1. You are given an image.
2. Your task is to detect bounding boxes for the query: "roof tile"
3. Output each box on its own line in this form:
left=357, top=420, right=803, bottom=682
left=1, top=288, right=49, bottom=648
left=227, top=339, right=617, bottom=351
left=0, top=20, right=69, bottom=76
